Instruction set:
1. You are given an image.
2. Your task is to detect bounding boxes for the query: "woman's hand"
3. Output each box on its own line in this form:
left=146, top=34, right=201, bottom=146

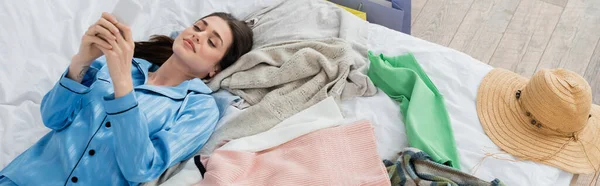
left=96, top=18, right=136, bottom=98
left=68, top=12, right=120, bottom=82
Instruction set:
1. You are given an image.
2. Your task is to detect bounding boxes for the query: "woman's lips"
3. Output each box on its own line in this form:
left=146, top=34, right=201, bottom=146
left=184, top=38, right=196, bottom=52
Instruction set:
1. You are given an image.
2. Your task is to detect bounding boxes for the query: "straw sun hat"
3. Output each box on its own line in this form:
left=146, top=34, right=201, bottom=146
left=476, top=68, right=599, bottom=174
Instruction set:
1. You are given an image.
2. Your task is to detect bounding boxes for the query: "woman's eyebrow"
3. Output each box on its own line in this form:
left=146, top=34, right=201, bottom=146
left=201, top=19, right=224, bottom=45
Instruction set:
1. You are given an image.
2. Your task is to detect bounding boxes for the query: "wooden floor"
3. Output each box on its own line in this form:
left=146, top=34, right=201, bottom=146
left=410, top=0, right=599, bottom=185
left=411, top=0, right=600, bottom=106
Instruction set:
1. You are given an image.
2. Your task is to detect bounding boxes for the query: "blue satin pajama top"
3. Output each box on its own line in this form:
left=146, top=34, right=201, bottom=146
left=0, top=57, right=219, bottom=185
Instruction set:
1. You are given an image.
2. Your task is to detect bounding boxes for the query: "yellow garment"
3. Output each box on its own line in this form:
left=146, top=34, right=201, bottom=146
left=331, top=2, right=366, bottom=20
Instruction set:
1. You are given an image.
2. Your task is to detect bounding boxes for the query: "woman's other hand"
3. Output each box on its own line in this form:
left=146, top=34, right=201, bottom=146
left=68, top=12, right=120, bottom=82
left=97, top=20, right=135, bottom=98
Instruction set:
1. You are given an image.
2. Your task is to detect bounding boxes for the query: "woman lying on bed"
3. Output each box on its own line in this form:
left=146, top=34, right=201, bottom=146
left=0, top=12, right=252, bottom=186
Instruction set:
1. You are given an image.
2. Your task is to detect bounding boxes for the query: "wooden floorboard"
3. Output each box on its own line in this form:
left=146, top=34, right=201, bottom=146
left=512, top=1, right=563, bottom=77
left=411, top=0, right=429, bottom=25
left=572, top=172, right=600, bottom=186
left=448, top=0, right=521, bottom=63
left=541, top=0, right=569, bottom=7
left=535, top=0, right=600, bottom=75
left=487, top=0, right=560, bottom=73
left=584, top=39, right=600, bottom=105
left=488, top=0, right=562, bottom=76
left=411, top=0, right=475, bottom=46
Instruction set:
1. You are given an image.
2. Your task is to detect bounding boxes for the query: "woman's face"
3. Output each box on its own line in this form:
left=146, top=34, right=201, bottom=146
left=172, top=16, right=233, bottom=78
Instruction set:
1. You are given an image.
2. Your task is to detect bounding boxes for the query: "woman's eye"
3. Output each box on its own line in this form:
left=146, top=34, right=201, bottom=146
left=208, top=40, right=215, bottom=48
left=193, top=25, right=201, bottom=32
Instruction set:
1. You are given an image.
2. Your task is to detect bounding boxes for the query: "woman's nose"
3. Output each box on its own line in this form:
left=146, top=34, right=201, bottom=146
left=192, top=32, right=206, bottom=43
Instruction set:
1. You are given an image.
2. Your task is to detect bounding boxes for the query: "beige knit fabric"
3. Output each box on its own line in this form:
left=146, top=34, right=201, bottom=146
left=200, top=38, right=377, bottom=154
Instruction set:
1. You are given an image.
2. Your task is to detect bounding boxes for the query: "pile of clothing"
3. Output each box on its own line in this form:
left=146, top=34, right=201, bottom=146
left=155, top=50, right=504, bottom=185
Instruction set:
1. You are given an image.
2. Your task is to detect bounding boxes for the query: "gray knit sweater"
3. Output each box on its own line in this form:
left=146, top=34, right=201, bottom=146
left=200, top=38, right=377, bottom=154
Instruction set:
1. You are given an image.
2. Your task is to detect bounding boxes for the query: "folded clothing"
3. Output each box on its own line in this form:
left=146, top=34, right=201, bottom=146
left=195, top=120, right=390, bottom=186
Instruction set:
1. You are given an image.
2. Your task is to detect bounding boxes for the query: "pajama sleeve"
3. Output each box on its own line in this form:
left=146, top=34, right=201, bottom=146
left=40, top=59, right=105, bottom=130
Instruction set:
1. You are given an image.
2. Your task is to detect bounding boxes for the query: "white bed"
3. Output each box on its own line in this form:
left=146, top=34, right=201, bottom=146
left=0, top=0, right=573, bottom=185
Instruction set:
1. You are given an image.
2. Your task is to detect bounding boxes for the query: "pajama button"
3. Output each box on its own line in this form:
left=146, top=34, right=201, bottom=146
left=88, top=150, right=95, bottom=156
left=71, top=176, right=78, bottom=183
left=105, top=122, right=111, bottom=128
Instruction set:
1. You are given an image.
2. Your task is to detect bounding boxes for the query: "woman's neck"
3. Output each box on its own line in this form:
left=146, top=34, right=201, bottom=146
left=147, top=55, right=194, bottom=87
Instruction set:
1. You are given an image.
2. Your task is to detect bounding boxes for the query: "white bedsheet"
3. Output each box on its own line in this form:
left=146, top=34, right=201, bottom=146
left=0, top=0, right=572, bottom=185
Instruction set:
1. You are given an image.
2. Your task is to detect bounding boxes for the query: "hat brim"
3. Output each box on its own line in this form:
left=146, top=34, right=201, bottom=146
left=476, top=68, right=600, bottom=174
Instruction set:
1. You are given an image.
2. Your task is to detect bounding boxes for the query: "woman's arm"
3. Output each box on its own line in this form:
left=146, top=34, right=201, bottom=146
left=41, top=12, right=120, bottom=130
left=103, top=93, right=219, bottom=182
left=40, top=59, right=105, bottom=130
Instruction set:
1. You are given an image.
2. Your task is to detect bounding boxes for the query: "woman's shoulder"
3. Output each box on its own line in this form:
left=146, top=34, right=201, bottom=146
left=185, top=90, right=218, bottom=108
left=180, top=92, right=220, bottom=117
left=176, top=79, right=218, bottom=106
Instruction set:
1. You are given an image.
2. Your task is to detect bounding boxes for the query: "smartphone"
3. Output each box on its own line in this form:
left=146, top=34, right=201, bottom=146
left=111, top=0, right=142, bottom=26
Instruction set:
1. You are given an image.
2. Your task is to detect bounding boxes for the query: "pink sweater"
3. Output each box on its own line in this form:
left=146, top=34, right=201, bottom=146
left=194, top=120, right=390, bottom=186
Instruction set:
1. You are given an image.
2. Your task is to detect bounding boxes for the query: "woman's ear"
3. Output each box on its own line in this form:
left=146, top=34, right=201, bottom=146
left=208, top=66, right=221, bottom=78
